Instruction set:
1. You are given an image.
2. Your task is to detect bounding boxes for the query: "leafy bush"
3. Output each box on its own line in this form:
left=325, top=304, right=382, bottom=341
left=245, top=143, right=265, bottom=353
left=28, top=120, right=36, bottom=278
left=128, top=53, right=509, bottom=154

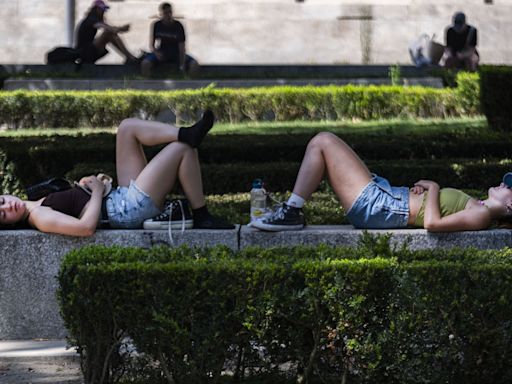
left=0, top=84, right=480, bottom=128
left=480, top=65, right=512, bottom=131
left=58, top=243, right=512, bottom=384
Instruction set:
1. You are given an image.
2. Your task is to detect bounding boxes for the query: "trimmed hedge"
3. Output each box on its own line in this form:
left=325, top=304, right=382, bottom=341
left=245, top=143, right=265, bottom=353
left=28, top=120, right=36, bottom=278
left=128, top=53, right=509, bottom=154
left=480, top=65, right=512, bottom=131
left=2, top=126, right=512, bottom=194
left=0, top=81, right=479, bottom=128
left=58, top=242, right=512, bottom=384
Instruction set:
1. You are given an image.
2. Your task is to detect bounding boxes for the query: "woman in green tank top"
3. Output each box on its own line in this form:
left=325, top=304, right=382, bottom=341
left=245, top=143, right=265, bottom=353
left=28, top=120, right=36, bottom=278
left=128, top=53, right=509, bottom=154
left=253, top=132, right=512, bottom=232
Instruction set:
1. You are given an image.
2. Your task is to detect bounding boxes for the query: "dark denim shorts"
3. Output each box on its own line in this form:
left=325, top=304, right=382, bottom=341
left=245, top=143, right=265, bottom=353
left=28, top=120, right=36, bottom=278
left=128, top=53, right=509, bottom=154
left=346, top=175, right=409, bottom=229
left=105, top=181, right=161, bottom=229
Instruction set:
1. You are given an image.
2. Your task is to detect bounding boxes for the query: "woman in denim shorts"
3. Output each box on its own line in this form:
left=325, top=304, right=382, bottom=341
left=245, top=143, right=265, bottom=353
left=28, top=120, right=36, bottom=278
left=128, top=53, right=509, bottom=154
left=0, top=111, right=233, bottom=236
left=253, top=132, right=512, bottom=232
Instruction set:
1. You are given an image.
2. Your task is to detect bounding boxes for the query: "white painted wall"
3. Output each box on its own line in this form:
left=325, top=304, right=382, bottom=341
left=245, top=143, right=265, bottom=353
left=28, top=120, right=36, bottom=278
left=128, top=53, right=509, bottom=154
left=1, top=0, right=510, bottom=65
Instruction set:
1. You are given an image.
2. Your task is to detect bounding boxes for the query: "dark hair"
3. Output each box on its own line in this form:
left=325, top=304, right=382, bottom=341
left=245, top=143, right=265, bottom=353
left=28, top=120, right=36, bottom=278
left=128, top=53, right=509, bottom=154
left=160, top=2, right=172, bottom=12
left=88, top=5, right=105, bottom=21
left=495, top=216, right=512, bottom=229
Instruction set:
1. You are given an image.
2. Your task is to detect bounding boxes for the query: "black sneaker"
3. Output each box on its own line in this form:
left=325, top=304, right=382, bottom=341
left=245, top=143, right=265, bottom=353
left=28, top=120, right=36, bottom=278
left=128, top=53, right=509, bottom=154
left=143, top=199, right=193, bottom=230
left=193, top=214, right=235, bottom=230
left=251, top=203, right=305, bottom=231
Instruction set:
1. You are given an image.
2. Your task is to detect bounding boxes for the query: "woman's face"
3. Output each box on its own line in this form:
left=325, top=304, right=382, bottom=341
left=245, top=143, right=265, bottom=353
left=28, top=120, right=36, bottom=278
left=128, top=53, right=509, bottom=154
left=0, top=195, right=27, bottom=225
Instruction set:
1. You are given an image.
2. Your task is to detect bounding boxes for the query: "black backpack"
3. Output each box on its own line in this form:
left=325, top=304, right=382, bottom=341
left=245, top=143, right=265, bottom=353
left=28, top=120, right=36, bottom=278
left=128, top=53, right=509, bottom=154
left=26, top=177, right=73, bottom=201
left=46, top=46, right=81, bottom=65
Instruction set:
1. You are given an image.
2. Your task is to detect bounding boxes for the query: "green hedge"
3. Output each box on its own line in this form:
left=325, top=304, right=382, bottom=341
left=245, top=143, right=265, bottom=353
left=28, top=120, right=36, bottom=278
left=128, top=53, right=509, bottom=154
left=0, top=82, right=479, bottom=128
left=480, top=65, right=512, bottom=131
left=58, top=242, right=512, bottom=384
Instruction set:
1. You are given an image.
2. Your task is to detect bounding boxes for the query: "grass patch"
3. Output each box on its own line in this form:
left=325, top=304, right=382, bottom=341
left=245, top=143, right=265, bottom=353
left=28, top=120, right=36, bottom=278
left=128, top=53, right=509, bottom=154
left=0, top=117, right=488, bottom=137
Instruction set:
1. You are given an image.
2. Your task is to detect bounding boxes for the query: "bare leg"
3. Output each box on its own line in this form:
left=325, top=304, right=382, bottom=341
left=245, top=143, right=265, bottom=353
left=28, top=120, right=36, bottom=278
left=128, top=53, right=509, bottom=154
left=134, top=142, right=205, bottom=209
left=94, top=30, right=136, bottom=61
left=115, top=118, right=180, bottom=186
left=292, top=132, right=372, bottom=210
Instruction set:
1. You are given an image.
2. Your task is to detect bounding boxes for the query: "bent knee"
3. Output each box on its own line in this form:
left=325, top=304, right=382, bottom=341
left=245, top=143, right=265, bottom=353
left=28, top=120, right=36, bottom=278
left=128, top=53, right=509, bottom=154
left=309, top=132, right=341, bottom=148
left=117, top=118, right=141, bottom=137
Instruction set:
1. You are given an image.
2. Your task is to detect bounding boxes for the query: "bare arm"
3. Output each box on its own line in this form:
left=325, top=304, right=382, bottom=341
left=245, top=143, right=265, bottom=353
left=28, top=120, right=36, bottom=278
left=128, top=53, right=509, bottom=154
left=415, top=180, right=491, bottom=232
left=149, top=23, right=157, bottom=52
left=93, top=21, right=130, bottom=34
left=29, top=176, right=105, bottom=237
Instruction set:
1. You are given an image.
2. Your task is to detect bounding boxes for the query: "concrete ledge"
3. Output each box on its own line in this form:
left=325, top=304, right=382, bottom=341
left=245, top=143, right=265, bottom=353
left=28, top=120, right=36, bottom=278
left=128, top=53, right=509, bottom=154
left=3, top=77, right=444, bottom=91
left=0, top=228, right=239, bottom=340
left=240, top=225, right=512, bottom=250
left=1, top=226, right=511, bottom=340
left=0, top=64, right=437, bottom=79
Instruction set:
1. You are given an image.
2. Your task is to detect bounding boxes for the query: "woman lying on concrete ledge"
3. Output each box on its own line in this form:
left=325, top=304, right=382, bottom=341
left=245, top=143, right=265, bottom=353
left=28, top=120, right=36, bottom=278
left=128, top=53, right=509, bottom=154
left=252, top=132, right=512, bottom=232
left=0, top=111, right=233, bottom=236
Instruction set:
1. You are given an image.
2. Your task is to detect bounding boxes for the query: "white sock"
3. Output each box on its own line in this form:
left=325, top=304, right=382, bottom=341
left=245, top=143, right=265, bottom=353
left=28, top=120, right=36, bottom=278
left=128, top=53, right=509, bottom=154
left=287, top=193, right=305, bottom=208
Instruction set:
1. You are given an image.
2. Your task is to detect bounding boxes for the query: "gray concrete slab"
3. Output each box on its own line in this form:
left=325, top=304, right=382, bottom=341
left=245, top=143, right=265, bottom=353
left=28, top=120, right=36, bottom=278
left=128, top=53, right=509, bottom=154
left=0, top=228, right=239, bottom=340
left=240, top=225, right=512, bottom=250
left=0, top=340, right=77, bottom=359
left=2, top=226, right=512, bottom=340
left=0, top=340, right=81, bottom=384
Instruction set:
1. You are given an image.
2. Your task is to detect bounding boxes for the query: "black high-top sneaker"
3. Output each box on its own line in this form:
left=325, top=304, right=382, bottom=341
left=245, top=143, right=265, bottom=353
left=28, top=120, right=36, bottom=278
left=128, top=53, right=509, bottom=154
left=251, top=203, right=305, bottom=231
left=143, top=199, right=193, bottom=230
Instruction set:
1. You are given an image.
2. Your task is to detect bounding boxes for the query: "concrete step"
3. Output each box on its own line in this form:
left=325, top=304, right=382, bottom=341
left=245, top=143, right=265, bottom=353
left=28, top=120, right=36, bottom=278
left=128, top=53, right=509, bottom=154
left=3, top=77, right=444, bottom=91
left=0, top=340, right=81, bottom=384
left=1, top=64, right=438, bottom=80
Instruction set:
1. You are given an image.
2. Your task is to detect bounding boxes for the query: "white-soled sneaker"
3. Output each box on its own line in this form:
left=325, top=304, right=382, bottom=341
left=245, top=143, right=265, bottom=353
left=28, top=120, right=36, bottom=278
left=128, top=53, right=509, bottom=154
left=251, top=203, right=305, bottom=231
left=143, top=199, right=193, bottom=230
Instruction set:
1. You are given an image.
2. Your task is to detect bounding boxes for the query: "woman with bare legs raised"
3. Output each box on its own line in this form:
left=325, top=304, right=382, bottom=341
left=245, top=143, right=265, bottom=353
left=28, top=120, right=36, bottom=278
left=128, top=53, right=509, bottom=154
left=252, top=132, right=512, bottom=232
left=0, top=111, right=233, bottom=236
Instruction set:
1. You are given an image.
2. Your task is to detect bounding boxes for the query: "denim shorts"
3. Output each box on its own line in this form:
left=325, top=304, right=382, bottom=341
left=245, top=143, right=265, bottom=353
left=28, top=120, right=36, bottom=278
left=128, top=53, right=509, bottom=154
left=345, top=175, right=409, bottom=229
left=105, top=181, right=161, bottom=229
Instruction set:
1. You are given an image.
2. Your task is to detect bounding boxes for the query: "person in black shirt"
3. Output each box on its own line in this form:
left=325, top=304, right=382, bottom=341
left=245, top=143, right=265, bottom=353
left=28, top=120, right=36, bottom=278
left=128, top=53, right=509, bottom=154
left=141, top=2, right=199, bottom=76
left=76, top=0, right=137, bottom=64
left=443, top=12, right=479, bottom=72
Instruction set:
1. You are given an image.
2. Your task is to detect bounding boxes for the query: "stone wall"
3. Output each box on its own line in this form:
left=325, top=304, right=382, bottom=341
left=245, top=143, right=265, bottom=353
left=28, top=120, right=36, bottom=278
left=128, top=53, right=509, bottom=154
left=2, top=226, right=512, bottom=339
left=1, top=0, right=511, bottom=65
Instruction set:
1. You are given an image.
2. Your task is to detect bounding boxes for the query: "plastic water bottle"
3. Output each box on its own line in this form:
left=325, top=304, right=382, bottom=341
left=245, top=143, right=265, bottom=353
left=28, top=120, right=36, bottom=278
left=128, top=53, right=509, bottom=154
left=250, top=179, right=268, bottom=223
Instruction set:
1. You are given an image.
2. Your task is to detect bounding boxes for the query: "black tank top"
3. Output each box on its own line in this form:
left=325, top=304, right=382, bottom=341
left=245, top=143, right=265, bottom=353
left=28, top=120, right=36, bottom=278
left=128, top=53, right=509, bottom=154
left=42, top=187, right=91, bottom=218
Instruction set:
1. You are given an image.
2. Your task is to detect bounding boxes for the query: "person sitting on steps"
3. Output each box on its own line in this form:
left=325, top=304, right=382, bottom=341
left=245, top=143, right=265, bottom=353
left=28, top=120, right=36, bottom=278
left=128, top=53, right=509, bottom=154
left=141, top=2, right=199, bottom=77
left=252, top=132, right=512, bottom=232
left=0, top=111, right=234, bottom=236
left=75, top=0, right=138, bottom=64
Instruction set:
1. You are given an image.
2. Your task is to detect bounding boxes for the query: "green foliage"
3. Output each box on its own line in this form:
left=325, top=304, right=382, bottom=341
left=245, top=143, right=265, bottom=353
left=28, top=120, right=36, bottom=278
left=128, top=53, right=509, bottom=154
left=479, top=65, right=512, bottom=131
left=58, top=243, right=512, bottom=384
left=0, top=84, right=480, bottom=128
left=455, top=71, right=480, bottom=114
left=388, top=64, right=401, bottom=86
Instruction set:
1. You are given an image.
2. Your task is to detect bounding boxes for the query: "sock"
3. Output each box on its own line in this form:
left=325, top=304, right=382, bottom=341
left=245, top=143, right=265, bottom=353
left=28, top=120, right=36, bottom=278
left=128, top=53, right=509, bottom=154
left=192, top=205, right=209, bottom=221
left=177, top=110, right=215, bottom=148
left=287, top=193, right=305, bottom=208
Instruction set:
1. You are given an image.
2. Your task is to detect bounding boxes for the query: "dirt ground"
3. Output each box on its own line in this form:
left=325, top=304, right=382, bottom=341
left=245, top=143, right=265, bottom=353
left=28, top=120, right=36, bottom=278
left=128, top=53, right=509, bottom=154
left=0, top=359, right=82, bottom=384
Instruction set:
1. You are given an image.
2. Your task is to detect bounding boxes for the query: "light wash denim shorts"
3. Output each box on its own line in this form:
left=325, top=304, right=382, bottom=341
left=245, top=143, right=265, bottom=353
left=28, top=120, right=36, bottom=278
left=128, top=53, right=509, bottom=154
left=105, top=180, right=161, bottom=229
left=345, top=175, right=409, bottom=229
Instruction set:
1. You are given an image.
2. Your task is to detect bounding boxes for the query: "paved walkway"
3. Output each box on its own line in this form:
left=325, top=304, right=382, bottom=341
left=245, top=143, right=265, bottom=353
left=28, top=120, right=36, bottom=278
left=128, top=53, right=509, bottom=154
left=0, top=340, right=81, bottom=384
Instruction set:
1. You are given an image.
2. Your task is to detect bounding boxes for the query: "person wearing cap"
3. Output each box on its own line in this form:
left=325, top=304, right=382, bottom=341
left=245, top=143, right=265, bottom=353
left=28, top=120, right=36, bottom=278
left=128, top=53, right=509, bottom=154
left=251, top=132, right=512, bottom=233
left=141, top=2, right=199, bottom=77
left=443, top=12, right=479, bottom=72
left=75, top=0, right=138, bottom=64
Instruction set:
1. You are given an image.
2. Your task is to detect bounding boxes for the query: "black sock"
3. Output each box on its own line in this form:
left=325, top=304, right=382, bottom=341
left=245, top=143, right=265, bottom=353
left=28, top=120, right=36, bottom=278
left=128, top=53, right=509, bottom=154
left=192, top=205, right=209, bottom=221
left=177, top=110, right=215, bottom=148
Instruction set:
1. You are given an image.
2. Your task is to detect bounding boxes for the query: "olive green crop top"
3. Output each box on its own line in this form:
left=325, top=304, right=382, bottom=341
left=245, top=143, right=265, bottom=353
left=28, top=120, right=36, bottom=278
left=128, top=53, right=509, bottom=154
left=414, top=188, right=472, bottom=227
